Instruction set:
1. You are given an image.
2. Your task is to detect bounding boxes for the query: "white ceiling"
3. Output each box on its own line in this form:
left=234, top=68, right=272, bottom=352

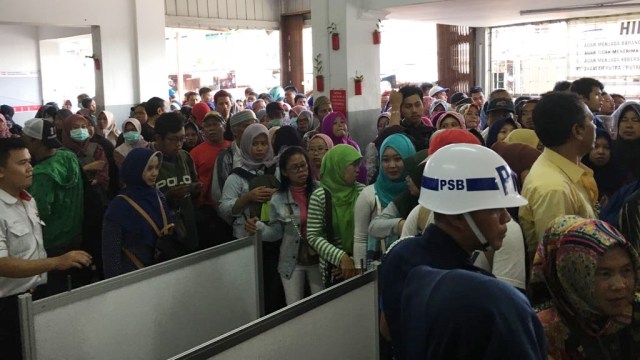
left=369, top=0, right=640, bottom=27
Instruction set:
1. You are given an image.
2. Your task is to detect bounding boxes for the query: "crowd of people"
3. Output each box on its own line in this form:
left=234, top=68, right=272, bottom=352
left=1, top=77, right=640, bottom=359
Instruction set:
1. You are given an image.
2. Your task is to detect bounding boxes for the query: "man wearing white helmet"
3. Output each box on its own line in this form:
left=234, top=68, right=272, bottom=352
left=380, top=143, right=534, bottom=360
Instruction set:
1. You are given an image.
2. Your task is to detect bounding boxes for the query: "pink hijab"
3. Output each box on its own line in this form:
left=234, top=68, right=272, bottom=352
left=0, top=114, right=11, bottom=138
left=308, top=133, right=334, bottom=181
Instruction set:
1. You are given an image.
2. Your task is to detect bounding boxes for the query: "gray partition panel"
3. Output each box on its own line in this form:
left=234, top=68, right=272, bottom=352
left=173, top=271, right=379, bottom=360
left=23, top=236, right=262, bottom=360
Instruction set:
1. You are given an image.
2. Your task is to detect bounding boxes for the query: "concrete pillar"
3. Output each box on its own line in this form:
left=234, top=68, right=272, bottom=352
left=310, top=0, right=386, bottom=148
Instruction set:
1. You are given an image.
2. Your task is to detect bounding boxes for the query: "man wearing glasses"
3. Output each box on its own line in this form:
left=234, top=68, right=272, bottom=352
left=154, top=112, right=202, bottom=254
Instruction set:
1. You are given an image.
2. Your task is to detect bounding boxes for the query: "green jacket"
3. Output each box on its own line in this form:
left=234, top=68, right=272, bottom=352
left=29, top=150, right=84, bottom=249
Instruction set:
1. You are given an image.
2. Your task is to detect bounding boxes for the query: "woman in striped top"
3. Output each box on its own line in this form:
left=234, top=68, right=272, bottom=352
left=307, top=144, right=365, bottom=287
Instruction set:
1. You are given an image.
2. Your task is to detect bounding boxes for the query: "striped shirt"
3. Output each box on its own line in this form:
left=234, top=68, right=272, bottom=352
left=307, top=185, right=364, bottom=268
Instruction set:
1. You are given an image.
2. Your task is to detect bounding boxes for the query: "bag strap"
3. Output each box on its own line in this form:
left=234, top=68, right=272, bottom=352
left=323, top=187, right=334, bottom=245
left=117, top=194, right=170, bottom=237
left=230, top=167, right=256, bottom=181
left=122, top=247, right=145, bottom=269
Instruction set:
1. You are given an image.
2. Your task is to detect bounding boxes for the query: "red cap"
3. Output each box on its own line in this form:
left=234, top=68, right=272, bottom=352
left=428, top=129, right=480, bottom=156
left=192, top=103, right=211, bottom=126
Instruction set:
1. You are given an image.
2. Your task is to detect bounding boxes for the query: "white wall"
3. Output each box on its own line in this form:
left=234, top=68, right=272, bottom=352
left=0, top=25, right=41, bottom=124
left=0, top=0, right=167, bottom=123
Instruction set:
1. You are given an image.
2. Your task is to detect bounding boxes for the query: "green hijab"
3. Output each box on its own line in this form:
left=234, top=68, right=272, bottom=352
left=320, top=144, right=363, bottom=254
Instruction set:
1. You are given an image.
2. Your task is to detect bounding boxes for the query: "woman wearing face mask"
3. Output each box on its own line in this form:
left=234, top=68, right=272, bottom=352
left=531, top=215, right=640, bottom=359
left=320, top=111, right=367, bottom=184
left=97, top=110, right=120, bottom=146
left=62, top=114, right=110, bottom=193
left=245, top=147, right=322, bottom=305
left=102, top=148, right=174, bottom=278
left=353, top=134, right=415, bottom=270
left=307, top=144, right=365, bottom=288
left=114, top=118, right=149, bottom=167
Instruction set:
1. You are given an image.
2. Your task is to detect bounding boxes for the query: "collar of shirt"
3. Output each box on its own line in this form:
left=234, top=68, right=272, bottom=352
left=542, top=147, right=593, bottom=184
left=0, top=187, right=19, bottom=204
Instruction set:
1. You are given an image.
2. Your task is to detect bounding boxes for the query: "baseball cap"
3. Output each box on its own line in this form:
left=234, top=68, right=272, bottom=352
left=450, top=92, right=472, bottom=106
left=487, top=97, right=515, bottom=113
left=428, top=86, right=449, bottom=97
left=23, top=118, right=62, bottom=148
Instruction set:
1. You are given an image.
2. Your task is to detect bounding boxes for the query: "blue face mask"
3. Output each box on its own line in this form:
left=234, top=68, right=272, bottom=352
left=70, top=128, right=90, bottom=142
left=123, top=131, right=140, bottom=144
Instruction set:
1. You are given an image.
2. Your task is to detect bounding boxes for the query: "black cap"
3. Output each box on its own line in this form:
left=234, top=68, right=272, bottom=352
left=487, top=97, right=515, bottom=113
left=450, top=92, right=472, bottom=106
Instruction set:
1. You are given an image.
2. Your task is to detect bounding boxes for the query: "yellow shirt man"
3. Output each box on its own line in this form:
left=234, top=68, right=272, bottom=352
left=519, top=148, right=598, bottom=261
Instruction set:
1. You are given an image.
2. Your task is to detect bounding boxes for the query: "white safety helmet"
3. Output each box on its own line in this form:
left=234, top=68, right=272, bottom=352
left=419, top=143, right=528, bottom=214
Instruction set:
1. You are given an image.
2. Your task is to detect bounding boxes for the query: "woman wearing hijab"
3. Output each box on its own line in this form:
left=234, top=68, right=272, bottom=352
left=364, top=113, right=391, bottom=184
left=486, top=117, right=519, bottom=148
left=219, top=123, right=278, bottom=239
left=582, top=129, right=625, bottom=207
left=114, top=118, right=149, bottom=167
left=307, top=133, right=333, bottom=181
left=62, top=114, right=110, bottom=194
left=102, top=148, right=174, bottom=277
left=429, top=99, right=448, bottom=118
left=612, top=101, right=640, bottom=183
left=97, top=110, right=120, bottom=146
left=292, top=109, right=314, bottom=140
left=458, top=103, right=481, bottom=130
left=307, top=144, right=365, bottom=288
left=531, top=215, right=640, bottom=359
left=433, top=111, right=465, bottom=130
left=0, top=114, right=11, bottom=138
left=321, top=111, right=367, bottom=184
left=353, top=134, right=415, bottom=270
left=182, top=121, right=203, bottom=153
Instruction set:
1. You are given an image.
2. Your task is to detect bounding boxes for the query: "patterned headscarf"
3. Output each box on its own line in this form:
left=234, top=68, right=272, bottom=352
left=531, top=215, right=640, bottom=336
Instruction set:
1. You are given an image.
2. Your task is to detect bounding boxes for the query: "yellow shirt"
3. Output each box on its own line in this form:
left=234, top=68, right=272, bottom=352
left=519, top=148, right=597, bottom=261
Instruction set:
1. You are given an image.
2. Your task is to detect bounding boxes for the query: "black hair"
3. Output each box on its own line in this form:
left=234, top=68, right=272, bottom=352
left=198, top=87, right=212, bottom=97
left=0, top=137, right=27, bottom=167
left=516, top=99, right=539, bottom=120
left=294, top=94, right=306, bottom=103
left=278, top=146, right=314, bottom=197
left=469, top=86, right=483, bottom=95
left=81, top=98, right=93, bottom=109
left=36, top=104, right=59, bottom=119
left=258, top=93, right=272, bottom=102
left=552, top=81, right=572, bottom=92
left=155, top=112, right=185, bottom=138
left=398, top=86, right=423, bottom=102
left=180, top=105, right=193, bottom=119
left=284, top=85, right=298, bottom=93
left=57, top=109, right=73, bottom=120
left=214, top=89, right=232, bottom=104
left=570, top=78, right=604, bottom=99
left=273, top=126, right=301, bottom=154
left=420, top=83, right=433, bottom=93
left=145, top=97, right=165, bottom=118
left=0, top=105, right=15, bottom=118
left=534, top=92, right=587, bottom=147
left=611, top=93, right=626, bottom=101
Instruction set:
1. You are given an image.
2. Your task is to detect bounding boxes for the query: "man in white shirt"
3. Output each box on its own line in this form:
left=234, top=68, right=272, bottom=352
left=0, top=138, right=92, bottom=358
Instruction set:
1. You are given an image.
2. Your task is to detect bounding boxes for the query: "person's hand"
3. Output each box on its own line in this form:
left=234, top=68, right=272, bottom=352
left=249, top=186, right=276, bottom=203
left=83, top=160, right=105, bottom=172
left=389, top=90, right=403, bottom=110
left=245, top=217, right=258, bottom=235
left=338, top=254, right=358, bottom=279
left=397, top=220, right=406, bottom=235
left=54, top=251, right=92, bottom=270
left=165, top=184, right=191, bottom=200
